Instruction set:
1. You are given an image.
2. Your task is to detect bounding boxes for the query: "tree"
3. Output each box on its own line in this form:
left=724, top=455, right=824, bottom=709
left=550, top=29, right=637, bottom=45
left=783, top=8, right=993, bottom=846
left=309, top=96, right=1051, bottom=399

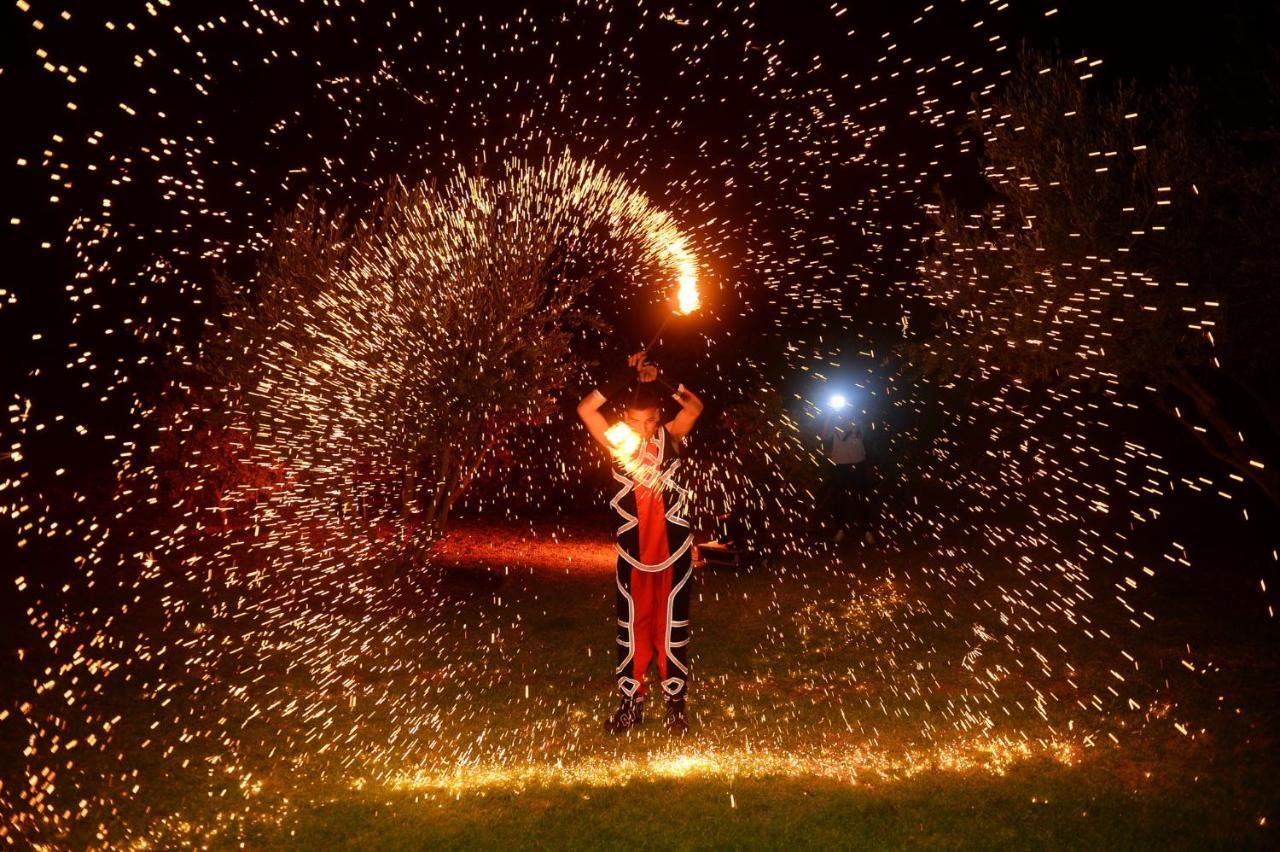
left=149, top=378, right=287, bottom=530
left=915, top=50, right=1280, bottom=506
left=199, top=152, right=698, bottom=563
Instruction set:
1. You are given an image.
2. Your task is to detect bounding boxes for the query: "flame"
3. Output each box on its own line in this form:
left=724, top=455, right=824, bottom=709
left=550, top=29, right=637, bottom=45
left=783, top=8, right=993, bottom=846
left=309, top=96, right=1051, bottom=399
left=676, top=269, right=700, bottom=314
left=666, top=238, right=701, bottom=315
left=604, top=422, right=641, bottom=459
left=604, top=422, right=664, bottom=490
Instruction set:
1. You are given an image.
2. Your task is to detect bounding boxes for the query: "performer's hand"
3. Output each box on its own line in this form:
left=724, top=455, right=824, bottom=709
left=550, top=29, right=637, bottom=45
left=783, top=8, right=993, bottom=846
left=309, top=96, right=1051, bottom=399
left=628, top=351, right=658, bottom=382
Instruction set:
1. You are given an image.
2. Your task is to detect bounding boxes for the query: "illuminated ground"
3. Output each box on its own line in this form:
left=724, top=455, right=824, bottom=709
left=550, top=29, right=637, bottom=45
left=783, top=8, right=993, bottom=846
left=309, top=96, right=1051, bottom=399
left=5, top=520, right=1277, bottom=848
left=233, top=525, right=1280, bottom=846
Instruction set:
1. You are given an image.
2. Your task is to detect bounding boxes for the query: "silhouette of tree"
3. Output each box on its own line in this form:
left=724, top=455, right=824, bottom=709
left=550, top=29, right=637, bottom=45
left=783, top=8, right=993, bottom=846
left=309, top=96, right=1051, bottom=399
left=916, top=49, right=1280, bottom=505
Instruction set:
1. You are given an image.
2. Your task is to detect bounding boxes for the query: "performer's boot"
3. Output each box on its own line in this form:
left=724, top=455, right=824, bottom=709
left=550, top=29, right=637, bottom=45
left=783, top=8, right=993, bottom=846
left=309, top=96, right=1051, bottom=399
left=665, top=695, right=689, bottom=735
left=604, top=695, right=644, bottom=734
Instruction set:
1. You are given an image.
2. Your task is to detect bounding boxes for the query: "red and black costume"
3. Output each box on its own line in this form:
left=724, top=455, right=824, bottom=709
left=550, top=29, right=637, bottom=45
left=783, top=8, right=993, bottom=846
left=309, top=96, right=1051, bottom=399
left=610, top=425, right=694, bottom=701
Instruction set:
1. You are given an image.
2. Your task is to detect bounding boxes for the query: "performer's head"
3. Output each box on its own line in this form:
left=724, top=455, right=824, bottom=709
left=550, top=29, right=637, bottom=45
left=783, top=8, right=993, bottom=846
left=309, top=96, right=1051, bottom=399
left=623, top=384, right=664, bottom=442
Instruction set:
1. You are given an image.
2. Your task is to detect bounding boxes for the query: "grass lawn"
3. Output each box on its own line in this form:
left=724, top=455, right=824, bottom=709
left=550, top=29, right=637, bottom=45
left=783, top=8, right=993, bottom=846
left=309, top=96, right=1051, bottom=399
left=231, top=521, right=1277, bottom=850
left=267, top=762, right=1255, bottom=851
left=5, top=519, right=1278, bottom=848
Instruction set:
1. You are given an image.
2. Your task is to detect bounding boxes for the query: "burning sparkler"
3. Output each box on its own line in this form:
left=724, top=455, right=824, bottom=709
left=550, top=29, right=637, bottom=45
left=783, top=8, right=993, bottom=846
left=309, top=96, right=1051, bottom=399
left=604, top=421, right=642, bottom=458
left=603, top=421, right=645, bottom=481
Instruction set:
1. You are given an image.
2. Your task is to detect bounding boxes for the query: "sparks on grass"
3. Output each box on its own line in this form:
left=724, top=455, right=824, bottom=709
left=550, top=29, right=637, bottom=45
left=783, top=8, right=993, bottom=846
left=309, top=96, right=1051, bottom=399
left=387, top=736, right=1082, bottom=795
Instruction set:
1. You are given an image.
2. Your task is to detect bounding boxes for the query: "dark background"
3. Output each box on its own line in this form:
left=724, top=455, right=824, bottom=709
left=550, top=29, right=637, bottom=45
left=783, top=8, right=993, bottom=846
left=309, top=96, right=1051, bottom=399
left=2, top=0, right=1277, bottom=557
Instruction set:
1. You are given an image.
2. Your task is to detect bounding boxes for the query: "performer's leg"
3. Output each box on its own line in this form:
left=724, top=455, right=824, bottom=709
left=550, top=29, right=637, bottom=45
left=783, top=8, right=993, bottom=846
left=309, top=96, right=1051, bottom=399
left=629, top=568, right=656, bottom=698
left=607, top=556, right=647, bottom=734
left=846, top=462, right=862, bottom=533
left=651, top=565, right=673, bottom=683
left=852, top=462, right=870, bottom=538
left=614, top=557, right=643, bottom=700
left=819, top=465, right=838, bottom=528
left=825, top=464, right=848, bottom=533
left=834, top=464, right=854, bottom=537
left=661, top=553, right=693, bottom=700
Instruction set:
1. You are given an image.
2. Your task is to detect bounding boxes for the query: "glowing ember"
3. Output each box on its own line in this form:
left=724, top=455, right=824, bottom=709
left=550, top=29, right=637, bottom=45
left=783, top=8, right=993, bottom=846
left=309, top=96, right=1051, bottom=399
left=605, top=420, right=658, bottom=486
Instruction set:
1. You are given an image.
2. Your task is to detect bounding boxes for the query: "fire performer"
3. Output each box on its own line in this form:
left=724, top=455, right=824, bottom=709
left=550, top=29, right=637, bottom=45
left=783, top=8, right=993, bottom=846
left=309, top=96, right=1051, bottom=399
left=577, top=351, right=704, bottom=734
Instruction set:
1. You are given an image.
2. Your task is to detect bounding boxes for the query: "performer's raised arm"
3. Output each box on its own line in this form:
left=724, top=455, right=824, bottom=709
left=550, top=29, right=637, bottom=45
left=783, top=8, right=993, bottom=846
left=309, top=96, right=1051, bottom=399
left=577, top=352, right=644, bottom=450
left=664, top=382, right=704, bottom=441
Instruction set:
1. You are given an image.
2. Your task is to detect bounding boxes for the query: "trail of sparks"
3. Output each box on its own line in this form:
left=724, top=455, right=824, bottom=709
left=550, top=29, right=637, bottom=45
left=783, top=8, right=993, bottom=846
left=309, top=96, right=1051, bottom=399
left=0, top=0, right=1271, bottom=847
left=387, top=736, right=1081, bottom=795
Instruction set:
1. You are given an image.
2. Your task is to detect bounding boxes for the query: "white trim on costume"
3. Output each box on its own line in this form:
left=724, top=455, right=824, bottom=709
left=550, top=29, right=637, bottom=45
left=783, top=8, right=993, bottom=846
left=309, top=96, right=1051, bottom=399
left=609, top=471, right=638, bottom=535
left=614, top=573, right=636, bottom=676
left=663, top=561, right=693, bottom=675
left=615, top=533, right=693, bottom=573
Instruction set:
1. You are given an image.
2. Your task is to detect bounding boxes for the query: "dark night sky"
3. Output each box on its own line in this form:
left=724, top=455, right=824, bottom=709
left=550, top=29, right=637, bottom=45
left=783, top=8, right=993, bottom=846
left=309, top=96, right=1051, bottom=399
left=1, top=0, right=1275, bottom=501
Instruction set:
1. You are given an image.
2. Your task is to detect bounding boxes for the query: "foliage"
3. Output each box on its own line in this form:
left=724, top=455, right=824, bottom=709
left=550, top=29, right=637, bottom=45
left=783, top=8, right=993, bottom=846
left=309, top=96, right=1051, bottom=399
left=199, top=154, right=693, bottom=557
left=915, top=50, right=1280, bottom=504
left=149, top=379, right=287, bottom=528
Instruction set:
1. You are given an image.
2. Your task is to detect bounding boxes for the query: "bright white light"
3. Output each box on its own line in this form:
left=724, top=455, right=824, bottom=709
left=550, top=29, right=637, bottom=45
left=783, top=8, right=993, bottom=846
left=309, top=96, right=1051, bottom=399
left=829, top=394, right=848, bottom=410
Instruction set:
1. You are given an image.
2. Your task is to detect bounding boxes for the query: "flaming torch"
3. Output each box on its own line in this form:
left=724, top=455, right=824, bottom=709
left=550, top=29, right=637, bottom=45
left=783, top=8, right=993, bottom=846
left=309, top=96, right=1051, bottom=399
left=608, top=234, right=702, bottom=484
left=643, top=238, right=701, bottom=353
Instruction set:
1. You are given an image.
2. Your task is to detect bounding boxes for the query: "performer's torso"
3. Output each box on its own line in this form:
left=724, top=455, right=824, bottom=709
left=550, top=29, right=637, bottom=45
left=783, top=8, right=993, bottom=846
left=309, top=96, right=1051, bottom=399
left=632, top=435, right=670, bottom=564
left=611, top=426, right=692, bottom=569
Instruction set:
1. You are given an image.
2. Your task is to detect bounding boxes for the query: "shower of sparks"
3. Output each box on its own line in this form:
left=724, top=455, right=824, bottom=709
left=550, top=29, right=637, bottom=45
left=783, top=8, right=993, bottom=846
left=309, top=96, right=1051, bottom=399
left=388, top=736, right=1080, bottom=795
left=0, top=0, right=1272, bottom=847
